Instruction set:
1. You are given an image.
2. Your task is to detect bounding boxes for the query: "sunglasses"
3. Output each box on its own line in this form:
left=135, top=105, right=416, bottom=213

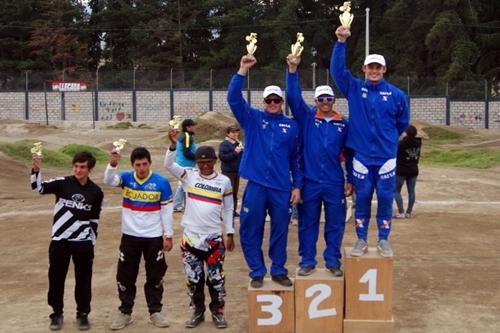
left=264, top=98, right=283, bottom=104
left=316, top=96, right=334, bottom=103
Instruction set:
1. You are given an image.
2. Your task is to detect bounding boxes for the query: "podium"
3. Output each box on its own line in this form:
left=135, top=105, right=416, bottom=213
left=344, top=247, right=394, bottom=333
left=248, top=278, right=295, bottom=333
left=295, top=268, right=344, bottom=333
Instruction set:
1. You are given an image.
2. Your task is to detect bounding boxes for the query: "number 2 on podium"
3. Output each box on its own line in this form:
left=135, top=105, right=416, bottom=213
left=306, top=284, right=337, bottom=319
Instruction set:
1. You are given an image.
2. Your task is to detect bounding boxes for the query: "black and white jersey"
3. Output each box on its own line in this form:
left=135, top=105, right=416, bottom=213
left=31, top=171, right=104, bottom=245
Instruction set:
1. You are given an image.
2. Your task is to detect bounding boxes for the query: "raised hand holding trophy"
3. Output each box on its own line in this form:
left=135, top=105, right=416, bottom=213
left=339, top=1, right=354, bottom=27
left=112, top=138, right=127, bottom=153
left=31, top=142, right=43, bottom=158
left=169, top=115, right=182, bottom=130
left=245, top=33, right=258, bottom=56
left=291, top=33, right=304, bottom=57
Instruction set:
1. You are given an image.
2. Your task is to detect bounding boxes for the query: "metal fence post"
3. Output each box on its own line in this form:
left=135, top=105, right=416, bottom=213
left=43, top=81, right=49, bottom=125
left=485, top=80, right=489, bottom=129
left=132, top=65, right=138, bottom=121
left=170, top=68, right=174, bottom=119
left=209, top=69, right=213, bottom=111
left=61, top=91, right=66, bottom=121
left=24, top=71, right=29, bottom=120
left=445, top=82, right=450, bottom=126
left=247, top=70, right=251, bottom=107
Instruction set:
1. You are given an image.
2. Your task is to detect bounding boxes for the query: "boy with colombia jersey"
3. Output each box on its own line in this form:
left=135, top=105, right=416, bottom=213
left=104, top=147, right=174, bottom=330
left=164, top=129, right=234, bottom=329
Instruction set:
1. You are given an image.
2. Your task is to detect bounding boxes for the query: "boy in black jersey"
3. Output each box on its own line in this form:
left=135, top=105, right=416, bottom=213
left=31, top=151, right=104, bottom=331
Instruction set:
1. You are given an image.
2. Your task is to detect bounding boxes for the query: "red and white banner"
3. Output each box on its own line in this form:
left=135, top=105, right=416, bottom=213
left=51, top=81, right=88, bottom=92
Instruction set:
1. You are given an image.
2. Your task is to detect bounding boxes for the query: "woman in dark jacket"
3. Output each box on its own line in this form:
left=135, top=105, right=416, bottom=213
left=394, top=125, right=421, bottom=218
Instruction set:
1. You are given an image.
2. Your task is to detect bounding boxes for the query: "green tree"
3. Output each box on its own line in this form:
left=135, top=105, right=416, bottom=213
left=29, top=0, right=88, bottom=79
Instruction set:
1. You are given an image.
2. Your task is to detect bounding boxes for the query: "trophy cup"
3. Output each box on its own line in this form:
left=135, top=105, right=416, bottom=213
left=169, top=115, right=182, bottom=130
left=31, top=142, right=43, bottom=158
left=291, top=33, right=304, bottom=57
left=112, top=138, right=127, bottom=153
left=245, top=33, right=258, bottom=55
left=339, top=1, right=354, bottom=27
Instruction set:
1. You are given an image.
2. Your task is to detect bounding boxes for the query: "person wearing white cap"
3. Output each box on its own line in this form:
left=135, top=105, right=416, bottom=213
left=227, top=54, right=302, bottom=288
left=330, top=26, right=410, bottom=258
left=286, top=53, right=353, bottom=277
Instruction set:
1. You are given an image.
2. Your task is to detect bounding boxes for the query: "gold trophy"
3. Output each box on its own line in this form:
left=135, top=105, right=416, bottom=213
left=169, top=115, right=182, bottom=130
left=31, top=142, right=43, bottom=158
left=245, top=33, right=258, bottom=55
left=291, top=33, right=304, bottom=57
left=339, top=1, right=354, bottom=27
left=112, top=138, right=127, bottom=153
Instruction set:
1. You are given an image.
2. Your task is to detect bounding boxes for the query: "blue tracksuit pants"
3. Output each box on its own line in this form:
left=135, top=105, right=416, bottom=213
left=298, top=180, right=346, bottom=270
left=239, top=181, right=291, bottom=279
left=352, top=157, right=396, bottom=241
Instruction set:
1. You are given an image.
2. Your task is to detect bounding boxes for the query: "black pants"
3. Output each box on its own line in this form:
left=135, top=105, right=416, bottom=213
left=116, top=234, right=167, bottom=315
left=222, top=171, right=240, bottom=214
left=48, top=240, right=94, bottom=316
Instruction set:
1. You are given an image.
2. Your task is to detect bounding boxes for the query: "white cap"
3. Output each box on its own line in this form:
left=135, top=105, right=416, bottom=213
left=364, top=54, right=386, bottom=66
left=263, top=85, right=283, bottom=98
left=314, top=85, right=335, bottom=98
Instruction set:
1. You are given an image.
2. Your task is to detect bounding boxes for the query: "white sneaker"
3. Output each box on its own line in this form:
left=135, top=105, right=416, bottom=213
left=351, top=239, right=368, bottom=257
left=393, top=213, right=405, bottom=219
left=110, top=312, right=133, bottom=330
left=150, top=312, right=170, bottom=328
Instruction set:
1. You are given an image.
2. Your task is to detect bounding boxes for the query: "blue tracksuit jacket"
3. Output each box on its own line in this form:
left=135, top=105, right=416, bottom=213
left=331, top=42, right=409, bottom=162
left=286, top=71, right=353, bottom=185
left=227, top=74, right=301, bottom=191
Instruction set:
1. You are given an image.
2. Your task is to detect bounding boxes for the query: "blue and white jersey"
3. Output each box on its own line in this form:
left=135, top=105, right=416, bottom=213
left=104, top=167, right=174, bottom=238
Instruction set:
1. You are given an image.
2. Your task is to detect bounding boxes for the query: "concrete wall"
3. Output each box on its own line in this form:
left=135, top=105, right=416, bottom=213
left=0, top=90, right=499, bottom=129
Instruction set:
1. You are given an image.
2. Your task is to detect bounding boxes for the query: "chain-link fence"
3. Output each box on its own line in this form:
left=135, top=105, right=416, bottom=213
left=1, top=68, right=497, bottom=100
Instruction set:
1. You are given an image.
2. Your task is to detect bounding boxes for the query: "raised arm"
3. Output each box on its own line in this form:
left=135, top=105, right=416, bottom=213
left=103, top=151, right=122, bottom=187
left=30, top=154, right=63, bottom=194
left=227, top=55, right=258, bottom=127
left=164, top=128, right=188, bottom=181
left=286, top=54, right=310, bottom=124
left=330, top=26, right=355, bottom=97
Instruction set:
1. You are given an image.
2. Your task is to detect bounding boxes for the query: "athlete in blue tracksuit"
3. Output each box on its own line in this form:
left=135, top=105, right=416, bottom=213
left=331, top=26, right=409, bottom=257
left=227, top=54, right=302, bottom=287
left=286, top=54, right=353, bottom=275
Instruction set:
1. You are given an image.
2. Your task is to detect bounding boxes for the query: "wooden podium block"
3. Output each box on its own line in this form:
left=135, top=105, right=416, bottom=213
left=343, top=318, right=394, bottom=333
left=344, top=247, right=393, bottom=320
left=295, top=268, right=344, bottom=333
left=248, top=278, right=295, bottom=333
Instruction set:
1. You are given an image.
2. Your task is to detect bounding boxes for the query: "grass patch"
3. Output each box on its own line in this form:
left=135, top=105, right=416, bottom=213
left=0, top=141, right=108, bottom=168
left=0, top=141, right=71, bottom=168
left=60, top=144, right=108, bottom=165
left=423, top=125, right=466, bottom=143
left=422, top=148, right=500, bottom=169
left=106, top=121, right=134, bottom=129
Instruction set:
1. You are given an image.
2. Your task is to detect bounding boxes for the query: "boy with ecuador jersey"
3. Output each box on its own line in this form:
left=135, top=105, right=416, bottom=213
left=31, top=151, right=103, bottom=331
left=104, top=147, right=174, bottom=330
left=164, top=129, right=235, bottom=329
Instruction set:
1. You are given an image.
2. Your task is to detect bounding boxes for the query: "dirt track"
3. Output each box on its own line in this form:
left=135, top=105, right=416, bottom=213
left=0, top=121, right=499, bottom=333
